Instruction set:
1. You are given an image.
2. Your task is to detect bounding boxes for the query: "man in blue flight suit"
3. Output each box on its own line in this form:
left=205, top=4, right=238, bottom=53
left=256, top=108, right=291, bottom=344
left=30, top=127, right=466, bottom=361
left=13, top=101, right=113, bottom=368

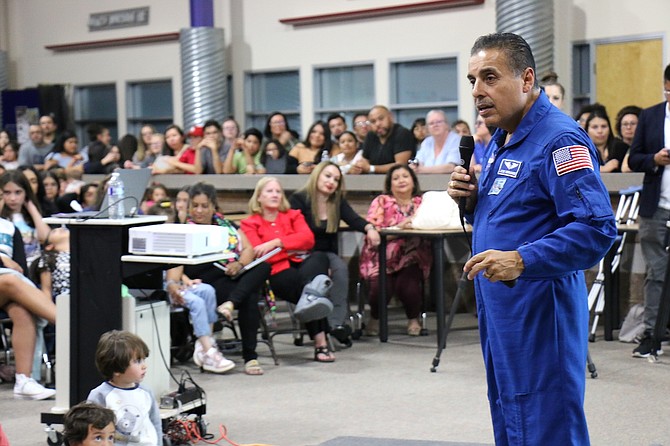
left=448, top=33, right=616, bottom=445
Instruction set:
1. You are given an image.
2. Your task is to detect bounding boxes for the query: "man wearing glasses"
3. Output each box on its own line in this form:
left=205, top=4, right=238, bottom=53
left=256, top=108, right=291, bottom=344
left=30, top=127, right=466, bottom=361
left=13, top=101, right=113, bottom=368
left=627, top=63, right=670, bottom=358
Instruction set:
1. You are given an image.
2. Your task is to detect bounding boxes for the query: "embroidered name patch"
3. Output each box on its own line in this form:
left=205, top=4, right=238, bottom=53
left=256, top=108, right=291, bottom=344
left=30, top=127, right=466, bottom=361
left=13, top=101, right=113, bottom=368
left=497, top=159, right=522, bottom=178
left=552, top=145, right=594, bottom=176
left=489, top=177, right=507, bottom=195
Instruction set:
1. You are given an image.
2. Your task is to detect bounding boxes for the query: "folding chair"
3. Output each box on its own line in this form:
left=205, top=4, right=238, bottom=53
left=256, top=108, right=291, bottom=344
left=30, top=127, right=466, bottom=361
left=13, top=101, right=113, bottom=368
left=0, top=310, right=12, bottom=366
left=588, top=185, right=641, bottom=341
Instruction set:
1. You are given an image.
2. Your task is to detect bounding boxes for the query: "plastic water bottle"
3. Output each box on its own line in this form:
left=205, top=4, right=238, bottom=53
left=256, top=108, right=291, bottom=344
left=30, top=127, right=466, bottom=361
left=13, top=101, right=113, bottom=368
left=321, top=150, right=330, bottom=163
left=107, top=172, right=125, bottom=220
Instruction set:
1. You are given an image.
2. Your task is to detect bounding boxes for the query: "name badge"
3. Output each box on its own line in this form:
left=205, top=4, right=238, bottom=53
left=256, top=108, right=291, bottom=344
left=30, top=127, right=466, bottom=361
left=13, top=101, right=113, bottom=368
left=489, top=178, right=507, bottom=195
left=497, top=159, right=522, bottom=178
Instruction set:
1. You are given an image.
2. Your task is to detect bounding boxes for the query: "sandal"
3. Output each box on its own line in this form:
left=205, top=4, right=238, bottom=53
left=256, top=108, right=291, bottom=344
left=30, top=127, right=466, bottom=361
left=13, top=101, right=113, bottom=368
left=244, top=359, right=264, bottom=376
left=217, top=301, right=234, bottom=322
left=314, top=346, right=335, bottom=363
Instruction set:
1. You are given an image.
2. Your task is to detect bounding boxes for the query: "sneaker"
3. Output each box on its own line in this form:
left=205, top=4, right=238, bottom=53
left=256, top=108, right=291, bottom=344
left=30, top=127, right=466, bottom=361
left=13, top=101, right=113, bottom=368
left=14, top=374, right=56, bottom=400
left=201, top=348, right=234, bottom=374
left=632, top=335, right=664, bottom=358
left=193, top=339, right=204, bottom=367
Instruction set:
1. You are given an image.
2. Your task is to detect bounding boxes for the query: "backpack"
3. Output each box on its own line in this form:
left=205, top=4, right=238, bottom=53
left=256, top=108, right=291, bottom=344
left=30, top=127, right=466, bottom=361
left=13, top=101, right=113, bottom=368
left=618, top=303, right=645, bottom=343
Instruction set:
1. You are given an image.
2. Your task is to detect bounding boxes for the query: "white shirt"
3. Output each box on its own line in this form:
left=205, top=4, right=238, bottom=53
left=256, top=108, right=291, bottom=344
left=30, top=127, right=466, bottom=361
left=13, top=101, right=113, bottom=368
left=658, top=102, right=670, bottom=210
left=415, top=131, right=460, bottom=167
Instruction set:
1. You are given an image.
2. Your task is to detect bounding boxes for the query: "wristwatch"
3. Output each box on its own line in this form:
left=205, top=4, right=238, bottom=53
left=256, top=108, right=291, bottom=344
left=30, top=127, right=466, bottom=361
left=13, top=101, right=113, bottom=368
left=369, top=165, right=376, bottom=174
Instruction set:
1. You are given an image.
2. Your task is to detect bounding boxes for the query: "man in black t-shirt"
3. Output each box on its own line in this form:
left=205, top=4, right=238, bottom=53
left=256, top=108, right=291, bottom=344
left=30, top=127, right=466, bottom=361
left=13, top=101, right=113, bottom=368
left=352, top=105, right=414, bottom=174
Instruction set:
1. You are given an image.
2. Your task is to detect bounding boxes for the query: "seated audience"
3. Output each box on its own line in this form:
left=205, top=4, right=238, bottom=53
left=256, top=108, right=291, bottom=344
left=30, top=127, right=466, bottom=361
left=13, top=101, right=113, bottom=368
left=39, top=114, right=59, bottom=146
left=223, top=128, right=265, bottom=174
left=540, top=71, right=566, bottom=111
left=289, top=121, right=332, bottom=174
left=117, top=134, right=138, bottom=168
left=260, top=139, right=296, bottom=174
left=169, top=182, right=270, bottom=375
left=152, top=125, right=199, bottom=174
left=40, top=170, right=62, bottom=216
left=17, top=124, right=54, bottom=170
left=45, top=131, right=88, bottom=172
left=410, top=109, right=460, bottom=174
left=358, top=164, right=431, bottom=336
left=289, top=162, right=380, bottom=347
left=585, top=107, right=628, bottom=172
left=352, top=113, right=369, bottom=146
left=83, top=124, right=120, bottom=174
left=0, top=129, right=12, bottom=153
left=197, top=120, right=226, bottom=174
left=327, top=113, right=347, bottom=147
left=263, top=112, right=299, bottom=152
left=138, top=133, right=164, bottom=169
left=131, top=124, right=157, bottom=166
left=0, top=217, right=56, bottom=400
left=0, top=141, right=19, bottom=170
left=140, top=183, right=169, bottom=214
left=333, top=131, right=363, bottom=174
left=174, top=185, right=190, bottom=224
left=452, top=119, right=472, bottom=136
left=472, top=116, right=494, bottom=173
left=352, top=105, right=414, bottom=175
left=615, top=105, right=642, bottom=173
left=410, top=117, right=427, bottom=152
left=575, top=102, right=606, bottom=129
left=241, top=177, right=335, bottom=363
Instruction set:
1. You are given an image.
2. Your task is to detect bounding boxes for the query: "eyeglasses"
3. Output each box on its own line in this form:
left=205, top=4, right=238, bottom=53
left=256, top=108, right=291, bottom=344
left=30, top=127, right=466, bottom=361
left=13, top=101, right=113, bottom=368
left=354, top=121, right=369, bottom=128
left=621, top=122, right=637, bottom=127
left=270, top=121, right=286, bottom=127
left=427, top=120, right=445, bottom=127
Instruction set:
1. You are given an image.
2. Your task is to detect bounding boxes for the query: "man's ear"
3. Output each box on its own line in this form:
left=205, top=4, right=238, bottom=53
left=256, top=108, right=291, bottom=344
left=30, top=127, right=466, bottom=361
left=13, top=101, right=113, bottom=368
left=522, top=67, right=536, bottom=93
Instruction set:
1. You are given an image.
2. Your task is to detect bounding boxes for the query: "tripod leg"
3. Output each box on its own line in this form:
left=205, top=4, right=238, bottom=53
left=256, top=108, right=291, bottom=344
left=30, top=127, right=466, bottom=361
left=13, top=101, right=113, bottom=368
left=586, top=349, right=597, bottom=379
left=589, top=288, right=605, bottom=342
left=431, top=270, right=468, bottom=372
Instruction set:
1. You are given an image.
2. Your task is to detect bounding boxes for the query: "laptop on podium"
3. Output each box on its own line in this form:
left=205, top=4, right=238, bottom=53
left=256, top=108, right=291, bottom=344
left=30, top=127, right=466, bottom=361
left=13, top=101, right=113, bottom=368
left=52, top=168, right=152, bottom=219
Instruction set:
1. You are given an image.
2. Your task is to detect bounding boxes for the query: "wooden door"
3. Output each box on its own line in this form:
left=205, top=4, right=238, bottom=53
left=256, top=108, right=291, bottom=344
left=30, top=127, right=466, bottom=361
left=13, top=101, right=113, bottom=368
left=595, top=38, right=664, bottom=117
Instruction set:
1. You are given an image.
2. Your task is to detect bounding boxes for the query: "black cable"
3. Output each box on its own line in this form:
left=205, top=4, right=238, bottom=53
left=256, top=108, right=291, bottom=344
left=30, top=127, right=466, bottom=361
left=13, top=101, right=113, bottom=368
left=74, top=196, right=140, bottom=222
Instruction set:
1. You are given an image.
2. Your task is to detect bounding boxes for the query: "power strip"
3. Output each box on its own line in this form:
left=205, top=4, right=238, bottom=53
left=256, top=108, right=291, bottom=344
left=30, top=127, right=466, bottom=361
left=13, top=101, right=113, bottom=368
left=160, top=387, right=204, bottom=409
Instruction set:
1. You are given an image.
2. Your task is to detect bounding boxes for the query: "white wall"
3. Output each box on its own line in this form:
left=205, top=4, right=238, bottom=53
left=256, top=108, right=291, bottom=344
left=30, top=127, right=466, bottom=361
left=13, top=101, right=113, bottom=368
left=1, top=0, right=668, bottom=136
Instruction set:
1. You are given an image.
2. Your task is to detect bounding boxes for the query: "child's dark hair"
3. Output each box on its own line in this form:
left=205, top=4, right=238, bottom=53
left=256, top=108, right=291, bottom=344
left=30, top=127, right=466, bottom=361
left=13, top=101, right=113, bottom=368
left=146, top=199, right=176, bottom=222
left=63, top=402, right=115, bottom=446
left=95, top=330, right=149, bottom=380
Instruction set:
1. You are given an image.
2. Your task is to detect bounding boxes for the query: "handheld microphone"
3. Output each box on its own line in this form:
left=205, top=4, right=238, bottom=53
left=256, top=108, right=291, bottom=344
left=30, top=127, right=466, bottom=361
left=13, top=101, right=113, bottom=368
left=458, top=135, right=475, bottom=220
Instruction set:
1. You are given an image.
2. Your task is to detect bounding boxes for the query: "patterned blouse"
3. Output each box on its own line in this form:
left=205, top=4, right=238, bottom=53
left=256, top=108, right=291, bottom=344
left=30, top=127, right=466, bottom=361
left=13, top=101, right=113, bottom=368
left=358, top=194, right=432, bottom=280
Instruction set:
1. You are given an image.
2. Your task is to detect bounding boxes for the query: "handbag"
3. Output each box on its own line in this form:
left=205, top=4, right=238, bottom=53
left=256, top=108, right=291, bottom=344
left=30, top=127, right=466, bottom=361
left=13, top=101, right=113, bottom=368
left=293, top=274, right=333, bottom=323
left=411, top=191, right=463, bottom=230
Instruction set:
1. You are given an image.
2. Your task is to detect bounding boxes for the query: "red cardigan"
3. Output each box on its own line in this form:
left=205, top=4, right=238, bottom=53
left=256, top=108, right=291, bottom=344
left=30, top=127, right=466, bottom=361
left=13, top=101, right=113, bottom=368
left=240, top=209, right=315, bottom=275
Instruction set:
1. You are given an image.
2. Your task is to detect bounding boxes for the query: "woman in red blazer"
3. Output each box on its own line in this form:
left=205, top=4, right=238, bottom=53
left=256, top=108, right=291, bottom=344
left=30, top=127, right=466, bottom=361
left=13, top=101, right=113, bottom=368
left=241, top=177, right=335, bottom=362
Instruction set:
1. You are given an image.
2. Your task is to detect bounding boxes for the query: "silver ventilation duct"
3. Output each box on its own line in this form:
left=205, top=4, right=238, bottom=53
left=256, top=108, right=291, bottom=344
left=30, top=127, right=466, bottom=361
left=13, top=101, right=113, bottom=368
left=496, top=0, right=554, bottom=76
left=180, top=27, right=227, bottom=129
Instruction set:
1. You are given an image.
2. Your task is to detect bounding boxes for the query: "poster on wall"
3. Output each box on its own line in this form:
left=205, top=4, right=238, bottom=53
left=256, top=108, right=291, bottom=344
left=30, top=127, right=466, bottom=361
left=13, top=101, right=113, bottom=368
left=15, top=105, right=39, bottom=145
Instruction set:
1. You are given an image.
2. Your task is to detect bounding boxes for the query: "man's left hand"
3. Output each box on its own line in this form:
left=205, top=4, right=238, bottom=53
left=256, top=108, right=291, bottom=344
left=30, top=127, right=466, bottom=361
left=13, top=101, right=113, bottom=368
left=464, top=249, right=524, bottom=282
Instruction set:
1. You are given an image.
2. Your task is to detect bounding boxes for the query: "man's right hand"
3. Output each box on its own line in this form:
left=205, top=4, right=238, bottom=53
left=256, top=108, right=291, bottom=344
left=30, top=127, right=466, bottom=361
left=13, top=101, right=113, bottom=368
left=447, top=166, right=477, bottom=203
left=653, top=147, right=670, bottom=166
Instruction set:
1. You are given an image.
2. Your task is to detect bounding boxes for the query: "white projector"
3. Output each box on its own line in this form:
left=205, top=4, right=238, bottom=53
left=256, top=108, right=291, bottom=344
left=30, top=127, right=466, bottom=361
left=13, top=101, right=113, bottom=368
left=128, top=223, right=228, bottom=257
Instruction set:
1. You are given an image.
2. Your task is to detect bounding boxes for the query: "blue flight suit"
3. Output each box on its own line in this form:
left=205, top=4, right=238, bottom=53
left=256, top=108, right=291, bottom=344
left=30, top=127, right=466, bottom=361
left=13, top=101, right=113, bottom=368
left=467, top=91, right=616, bottom=445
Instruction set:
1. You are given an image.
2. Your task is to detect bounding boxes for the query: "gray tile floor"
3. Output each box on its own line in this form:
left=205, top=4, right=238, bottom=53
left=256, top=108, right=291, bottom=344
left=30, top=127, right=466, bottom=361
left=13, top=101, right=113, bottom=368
left=1, top=311, right=669, bottom=446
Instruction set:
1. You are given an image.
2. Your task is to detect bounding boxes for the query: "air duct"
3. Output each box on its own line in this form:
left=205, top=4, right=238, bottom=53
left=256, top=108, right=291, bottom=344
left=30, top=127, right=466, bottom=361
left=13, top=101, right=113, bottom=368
left=496, top=0, right=554, bottom=76
left=180, top=27, right=227, bottom=130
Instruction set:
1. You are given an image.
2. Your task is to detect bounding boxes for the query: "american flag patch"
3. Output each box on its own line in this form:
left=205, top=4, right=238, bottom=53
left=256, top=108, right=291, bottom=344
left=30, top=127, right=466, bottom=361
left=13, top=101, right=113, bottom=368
left=552, top=145, right=594, bottom=176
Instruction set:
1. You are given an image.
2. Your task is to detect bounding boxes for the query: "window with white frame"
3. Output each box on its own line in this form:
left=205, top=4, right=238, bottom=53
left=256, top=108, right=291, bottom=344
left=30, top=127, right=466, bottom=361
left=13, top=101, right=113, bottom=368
left=127, top=80, right=173, bottom=136
left=74, top=84, right=118, bottom=144
left=390, top=57, right=458, bottom=129
left=314, top=64, right=374, bottom=126
left=245, top=70, right=301, bottom=136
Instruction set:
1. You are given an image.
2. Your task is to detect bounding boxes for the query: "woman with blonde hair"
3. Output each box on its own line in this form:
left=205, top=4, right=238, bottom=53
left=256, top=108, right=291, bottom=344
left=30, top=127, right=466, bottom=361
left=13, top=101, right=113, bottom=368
left=241, top=177, right=335, bottom=362
left=289, top=162, right=380, bottom=346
